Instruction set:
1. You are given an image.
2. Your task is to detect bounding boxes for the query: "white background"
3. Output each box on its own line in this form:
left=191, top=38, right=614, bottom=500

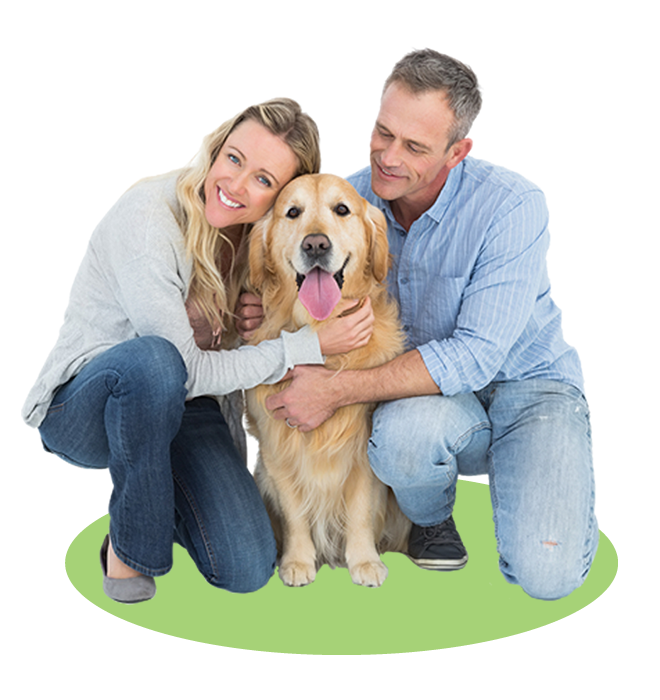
left=2, top=1, right=657, bottom=697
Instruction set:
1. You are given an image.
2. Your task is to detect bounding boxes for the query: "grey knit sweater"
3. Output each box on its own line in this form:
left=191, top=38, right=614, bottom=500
left=22, top=171, right=322, bottom=432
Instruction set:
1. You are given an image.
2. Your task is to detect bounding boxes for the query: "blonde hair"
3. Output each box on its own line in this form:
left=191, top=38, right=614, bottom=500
left=175, top=98, right=320, bottom=342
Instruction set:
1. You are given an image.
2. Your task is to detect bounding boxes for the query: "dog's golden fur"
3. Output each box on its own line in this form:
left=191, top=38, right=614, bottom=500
left=245, top=173, right=411, bottom=587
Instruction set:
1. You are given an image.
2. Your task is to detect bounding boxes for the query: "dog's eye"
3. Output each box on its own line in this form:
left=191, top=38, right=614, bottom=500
left=286, top=207, right=301, bottom=219
left=334, top=203, right=351, bottom=217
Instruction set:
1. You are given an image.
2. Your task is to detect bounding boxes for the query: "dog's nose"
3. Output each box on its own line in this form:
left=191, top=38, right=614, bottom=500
left=301, top=233, right=332, bottom=261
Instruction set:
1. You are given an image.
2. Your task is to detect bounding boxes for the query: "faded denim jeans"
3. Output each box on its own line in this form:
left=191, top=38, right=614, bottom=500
left=368, top=379, right=598, bottom=600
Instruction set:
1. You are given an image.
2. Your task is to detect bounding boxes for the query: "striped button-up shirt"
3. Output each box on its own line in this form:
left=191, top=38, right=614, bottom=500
left=348, top=156, right=584, bottom=396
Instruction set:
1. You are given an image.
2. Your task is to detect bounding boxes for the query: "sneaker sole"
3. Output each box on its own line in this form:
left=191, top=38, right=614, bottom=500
left=405, top=553, right=468, bottom=571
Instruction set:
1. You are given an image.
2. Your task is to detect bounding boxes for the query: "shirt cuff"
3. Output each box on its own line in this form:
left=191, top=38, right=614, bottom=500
left=280, top=325, right=324, bottom=370
left=417, top=342, right=462, bottom=396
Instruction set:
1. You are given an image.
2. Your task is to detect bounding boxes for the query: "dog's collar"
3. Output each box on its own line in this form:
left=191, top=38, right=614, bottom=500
left=336, top=298, right=366, bottom=318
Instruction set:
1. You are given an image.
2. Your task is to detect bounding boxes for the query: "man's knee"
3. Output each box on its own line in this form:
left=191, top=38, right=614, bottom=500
left=368, top=394, right=490, bottom=485
left=517, top=568, right=587, bottom=601
left=502, top=536, right=598, bottom=600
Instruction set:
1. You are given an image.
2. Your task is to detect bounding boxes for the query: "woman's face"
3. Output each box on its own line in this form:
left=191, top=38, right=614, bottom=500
left=204, top=119, right=299, bottom=229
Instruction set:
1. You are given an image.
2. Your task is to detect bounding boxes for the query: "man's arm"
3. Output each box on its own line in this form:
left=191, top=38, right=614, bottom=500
left=235, top=292, right=265, bottom=340
left=265, top=348, right=439, bottom=432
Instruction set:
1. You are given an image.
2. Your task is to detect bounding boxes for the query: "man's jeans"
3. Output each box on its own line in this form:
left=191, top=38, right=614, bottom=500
left=368, top=379, right=598, bottom=600
left=39, top=336, right=276, bottom=593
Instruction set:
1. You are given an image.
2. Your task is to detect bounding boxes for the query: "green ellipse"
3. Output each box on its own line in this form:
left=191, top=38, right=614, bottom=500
left=65, top=480, right=617, bottom=654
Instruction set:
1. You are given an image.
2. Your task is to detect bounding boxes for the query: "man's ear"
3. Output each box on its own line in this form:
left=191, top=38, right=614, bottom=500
left=447, top=138, right=473, bottom=170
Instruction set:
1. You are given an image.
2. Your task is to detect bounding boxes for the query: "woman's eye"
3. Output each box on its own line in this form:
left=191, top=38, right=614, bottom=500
left=286, top=207, right=301, bottom=219
left=258, top=175, right=272, bottom=187
left=228, top=154, right=240, bottom=165
left=334, top=203, right=350, bottom=217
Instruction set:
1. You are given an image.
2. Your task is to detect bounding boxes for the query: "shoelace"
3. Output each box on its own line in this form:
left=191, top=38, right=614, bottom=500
left=415, top=518, right=462, bottom=546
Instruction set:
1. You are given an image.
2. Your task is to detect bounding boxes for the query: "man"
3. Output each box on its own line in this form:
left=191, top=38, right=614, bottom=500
left=259, top=49, right=598, bottom=600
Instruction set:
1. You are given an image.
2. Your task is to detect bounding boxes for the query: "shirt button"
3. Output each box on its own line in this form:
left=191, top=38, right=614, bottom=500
left=403, top=324, right=410, bottom=331
left=400, top=278, right=409, bottom=285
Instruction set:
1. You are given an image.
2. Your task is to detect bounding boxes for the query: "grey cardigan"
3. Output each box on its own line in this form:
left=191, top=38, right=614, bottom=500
left=22, top=172, right=322, bottom=452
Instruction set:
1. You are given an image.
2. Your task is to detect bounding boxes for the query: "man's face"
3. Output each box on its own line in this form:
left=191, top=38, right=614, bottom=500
left=369, top=82, right=469, bottom=216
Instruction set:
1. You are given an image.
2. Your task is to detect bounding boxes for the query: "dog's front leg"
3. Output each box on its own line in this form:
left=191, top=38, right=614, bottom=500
left=263, top=458, right=317, bottom=587
left=279, top=528, right=316, bottom=586
left=279, top=514, right=318, bottom=587
left=344, top=460, right=390, bottom=587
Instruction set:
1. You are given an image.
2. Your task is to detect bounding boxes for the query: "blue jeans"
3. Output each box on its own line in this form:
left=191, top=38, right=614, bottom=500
left=368, top=379, right=598, bottom=600
left=39, top=336, right=276, bottom=593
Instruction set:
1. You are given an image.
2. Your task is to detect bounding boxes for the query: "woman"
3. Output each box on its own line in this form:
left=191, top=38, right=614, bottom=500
left=22, top=98, right=374, bottom=604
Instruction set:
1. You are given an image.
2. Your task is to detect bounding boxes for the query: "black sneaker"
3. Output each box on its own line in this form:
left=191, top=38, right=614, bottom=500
left=406, top=516, right=468, bottom=570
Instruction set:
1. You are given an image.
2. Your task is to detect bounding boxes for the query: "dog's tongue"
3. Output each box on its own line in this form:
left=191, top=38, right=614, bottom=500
left=298, top=268, right=342, bottom=321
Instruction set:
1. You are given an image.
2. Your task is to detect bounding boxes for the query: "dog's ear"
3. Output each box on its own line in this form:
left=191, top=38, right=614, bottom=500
left=248, top=210, right=274, bottom=292
left=364, top=200, right=390, bottom=283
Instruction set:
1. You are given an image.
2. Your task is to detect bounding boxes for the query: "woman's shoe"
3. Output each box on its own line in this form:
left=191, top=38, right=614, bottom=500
left=100, top=535, right=156, bottom=604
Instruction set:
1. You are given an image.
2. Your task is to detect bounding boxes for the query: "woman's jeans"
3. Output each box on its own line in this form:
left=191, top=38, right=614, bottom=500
left=39, top=336, right=276, bottom=593
left=368, top=379, right=598, bottom=600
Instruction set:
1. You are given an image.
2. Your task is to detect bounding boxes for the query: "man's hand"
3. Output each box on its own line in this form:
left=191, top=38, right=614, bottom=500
left=236, top=292, right=264, bottom=340
left=185, top=298, right=221, bottom=349
left=265, top=350, right=439, bottom=432
left=265, top=365, right=342, bottom=432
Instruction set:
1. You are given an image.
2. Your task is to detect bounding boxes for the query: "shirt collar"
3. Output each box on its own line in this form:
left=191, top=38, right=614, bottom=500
left=425, top=158, right=464, bottom=223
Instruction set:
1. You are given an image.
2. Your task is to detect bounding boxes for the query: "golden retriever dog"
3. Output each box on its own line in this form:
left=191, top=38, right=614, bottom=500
left=245, top=173, right=411, bottom=588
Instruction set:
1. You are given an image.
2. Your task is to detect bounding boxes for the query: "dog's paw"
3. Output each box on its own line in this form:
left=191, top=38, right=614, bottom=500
left=279, top=560, right=317, bottom=587
left=349, top=559, right=389, bottom=587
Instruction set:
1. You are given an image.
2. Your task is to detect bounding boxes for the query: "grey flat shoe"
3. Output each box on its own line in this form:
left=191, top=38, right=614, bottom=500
left=100, top=535, right=156, bottom=604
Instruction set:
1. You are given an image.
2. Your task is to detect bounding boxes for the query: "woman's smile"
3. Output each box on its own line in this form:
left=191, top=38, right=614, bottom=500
left=204, top=119, right=298, bottom=229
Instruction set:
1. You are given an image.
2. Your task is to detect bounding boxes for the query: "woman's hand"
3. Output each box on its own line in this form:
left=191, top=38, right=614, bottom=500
left=236, top=292, right=264, bottom=340
left=317, top=297, right=374, bottom=356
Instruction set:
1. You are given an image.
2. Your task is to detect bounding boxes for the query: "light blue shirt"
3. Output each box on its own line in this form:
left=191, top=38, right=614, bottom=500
left=348, top=156, right=584, bottom=396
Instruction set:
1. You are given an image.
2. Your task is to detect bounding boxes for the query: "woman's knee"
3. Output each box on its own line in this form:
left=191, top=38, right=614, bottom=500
left=223, top=558, right=276, bottom=593
left=115, top=336, right=187, bottom=403
left=129, top=336, right=187, bottom=382
left=209, top=535, right=277, bottom=593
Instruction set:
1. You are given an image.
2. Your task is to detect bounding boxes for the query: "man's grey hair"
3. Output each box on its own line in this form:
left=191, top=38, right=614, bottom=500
left=384, top=49, right=482, bottom=148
